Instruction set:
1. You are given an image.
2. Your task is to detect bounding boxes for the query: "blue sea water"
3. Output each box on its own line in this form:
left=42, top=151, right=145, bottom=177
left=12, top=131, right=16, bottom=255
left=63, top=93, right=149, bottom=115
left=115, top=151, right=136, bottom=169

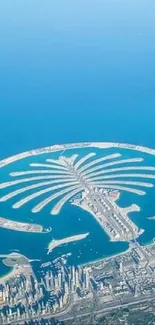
left=0, top=0, right=155, bottom=275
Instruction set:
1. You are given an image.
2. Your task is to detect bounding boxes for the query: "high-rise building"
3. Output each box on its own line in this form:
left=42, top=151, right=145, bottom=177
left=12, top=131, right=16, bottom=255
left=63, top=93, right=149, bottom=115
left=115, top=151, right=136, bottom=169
left=58, top=271, right=62, bottom=288
left=85, top=268, right=89, bottom=289
left=45, top=273, right=50, bottom=291
left=75, top=269, right=79, bottom=288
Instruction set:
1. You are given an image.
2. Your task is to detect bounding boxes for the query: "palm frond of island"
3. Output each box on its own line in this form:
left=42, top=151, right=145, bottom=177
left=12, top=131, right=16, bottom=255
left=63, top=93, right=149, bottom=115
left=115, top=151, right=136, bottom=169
left=0, top=216, right=51, bottom=233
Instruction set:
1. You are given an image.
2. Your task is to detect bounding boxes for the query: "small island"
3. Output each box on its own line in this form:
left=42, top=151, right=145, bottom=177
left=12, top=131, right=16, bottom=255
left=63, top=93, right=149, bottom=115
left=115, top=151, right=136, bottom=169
left=47, top=232, right=89, bottom=254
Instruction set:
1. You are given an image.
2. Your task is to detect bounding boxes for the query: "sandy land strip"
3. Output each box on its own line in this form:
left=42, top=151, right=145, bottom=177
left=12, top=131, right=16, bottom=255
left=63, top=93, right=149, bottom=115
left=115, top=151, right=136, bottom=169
left=0, top=216, right=51, bottom=233
left=47, top=232, right=89, bottom=254
left=0, top=142, right=155, bottom=169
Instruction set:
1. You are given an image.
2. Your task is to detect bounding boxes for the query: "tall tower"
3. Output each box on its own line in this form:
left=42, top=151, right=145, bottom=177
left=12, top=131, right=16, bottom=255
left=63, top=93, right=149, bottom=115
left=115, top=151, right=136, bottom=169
left=45, top=273, right=50, bottom=291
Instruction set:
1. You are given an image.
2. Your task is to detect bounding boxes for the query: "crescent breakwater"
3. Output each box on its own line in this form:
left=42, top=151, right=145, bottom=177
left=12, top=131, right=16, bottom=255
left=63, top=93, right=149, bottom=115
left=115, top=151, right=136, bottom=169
left=0, top=142, right=155, bottom=169
left=0, top=217, right=51, bottom=234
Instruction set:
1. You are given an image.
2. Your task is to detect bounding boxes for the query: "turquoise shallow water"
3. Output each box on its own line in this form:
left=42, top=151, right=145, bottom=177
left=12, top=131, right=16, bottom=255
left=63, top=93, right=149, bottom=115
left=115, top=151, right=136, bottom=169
left=0, top=0, right=155, bottom=275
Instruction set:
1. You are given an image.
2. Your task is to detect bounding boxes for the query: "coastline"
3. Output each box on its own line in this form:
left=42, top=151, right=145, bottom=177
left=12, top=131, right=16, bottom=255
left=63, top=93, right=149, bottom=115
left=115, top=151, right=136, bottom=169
left=80, top=244, right=130, bottom=268
left=0, top=266, right=14, bottom=284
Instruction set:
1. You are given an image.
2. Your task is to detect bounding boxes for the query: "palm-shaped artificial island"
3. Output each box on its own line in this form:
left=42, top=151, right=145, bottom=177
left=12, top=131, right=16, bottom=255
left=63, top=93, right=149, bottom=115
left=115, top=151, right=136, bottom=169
left=0, top=150, right=155, bottom=243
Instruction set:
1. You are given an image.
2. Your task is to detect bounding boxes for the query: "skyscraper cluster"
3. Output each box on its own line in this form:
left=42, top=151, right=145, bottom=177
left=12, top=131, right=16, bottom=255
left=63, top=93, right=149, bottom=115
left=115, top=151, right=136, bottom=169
left=0, top=261, right=91, bottom=324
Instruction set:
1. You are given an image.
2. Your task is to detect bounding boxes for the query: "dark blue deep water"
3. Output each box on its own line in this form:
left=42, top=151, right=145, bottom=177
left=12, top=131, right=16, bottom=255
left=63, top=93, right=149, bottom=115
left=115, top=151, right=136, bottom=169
left=0, top=0, right=155, bottom=276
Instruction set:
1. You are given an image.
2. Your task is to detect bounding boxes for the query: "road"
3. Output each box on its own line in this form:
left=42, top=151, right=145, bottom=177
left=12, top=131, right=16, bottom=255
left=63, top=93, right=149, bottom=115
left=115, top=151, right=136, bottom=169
left=7, top=291, right=155, bottom=325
